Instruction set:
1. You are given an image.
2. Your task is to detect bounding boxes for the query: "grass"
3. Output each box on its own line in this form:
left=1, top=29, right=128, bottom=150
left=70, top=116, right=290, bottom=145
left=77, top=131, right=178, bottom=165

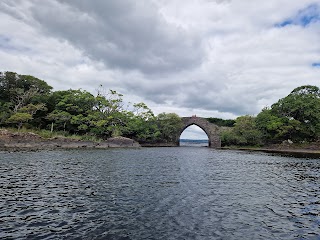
left=1, top=127, right=103, bottom=142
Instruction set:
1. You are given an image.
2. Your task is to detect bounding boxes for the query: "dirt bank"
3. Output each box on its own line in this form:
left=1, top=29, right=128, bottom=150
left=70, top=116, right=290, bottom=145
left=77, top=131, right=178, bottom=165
left=0, top=129, right=140, bottom=151
left=221, top=141, right=320, bottom=157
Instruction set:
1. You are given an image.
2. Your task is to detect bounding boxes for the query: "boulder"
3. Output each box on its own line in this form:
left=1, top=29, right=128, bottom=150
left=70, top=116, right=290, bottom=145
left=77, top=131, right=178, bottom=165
left=105, top=136, right=140, bottom=147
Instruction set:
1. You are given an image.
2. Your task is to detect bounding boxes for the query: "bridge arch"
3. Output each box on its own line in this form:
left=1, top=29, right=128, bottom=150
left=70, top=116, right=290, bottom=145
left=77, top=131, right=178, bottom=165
left=178, top=117, right=221, bottom=148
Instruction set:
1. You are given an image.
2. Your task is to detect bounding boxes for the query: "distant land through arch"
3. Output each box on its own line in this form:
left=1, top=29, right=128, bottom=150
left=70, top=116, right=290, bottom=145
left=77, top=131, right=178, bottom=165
left=178, top=116, right=221, bottom=148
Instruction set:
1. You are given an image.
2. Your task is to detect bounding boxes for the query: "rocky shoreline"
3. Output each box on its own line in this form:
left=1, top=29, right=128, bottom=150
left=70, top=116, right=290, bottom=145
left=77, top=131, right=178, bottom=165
left=140, top=142, right=178, bottom=147
left=0, top=129, right=140, bottom=151
left=221, top=142, right=320, bottom=157
left=2, top=129, right=320, bottom=157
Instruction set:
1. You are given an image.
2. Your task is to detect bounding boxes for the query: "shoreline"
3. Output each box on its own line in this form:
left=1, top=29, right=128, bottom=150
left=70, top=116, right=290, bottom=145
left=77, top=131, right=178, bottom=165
left=1, top=129, right=320, bottom=156
left=220, top=146, right=320, bottom=157
left=0, top=129, right=140, bottom=151
left=2, top=143, right=320, bottom=157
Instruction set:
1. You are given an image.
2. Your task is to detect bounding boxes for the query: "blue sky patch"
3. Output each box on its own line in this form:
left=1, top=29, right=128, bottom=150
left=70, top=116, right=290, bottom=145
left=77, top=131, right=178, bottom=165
left=0, top=35, right=31, bottom=53
left=275, top=4, right=320, bottom=27
left=0, top=35, right=14, bottom=51
left=0, top=35, right=10, bottom=45
left=312, top=63, right=320, bottom=67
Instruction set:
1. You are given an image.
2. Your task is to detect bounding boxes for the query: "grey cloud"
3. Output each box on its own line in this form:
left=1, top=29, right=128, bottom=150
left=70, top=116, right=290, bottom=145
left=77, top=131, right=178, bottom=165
left=1, top=0, right=319, bottom=119
left=179, top=91, right=259, bottom=116
left=124, top=77, right=180, bottom=104
left=25, top=0, right=204, bottom=74
left=120, top=73, right=257, bottom=115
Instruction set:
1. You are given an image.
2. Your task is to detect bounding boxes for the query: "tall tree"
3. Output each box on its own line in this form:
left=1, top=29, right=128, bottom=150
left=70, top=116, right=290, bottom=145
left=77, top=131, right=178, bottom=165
left=156, top=113, right=183, bottom=143
left=6, top=113, right=33, bottom=130
left=270, top=85, right=320, bottom=141
left=221, top=115, right=262, bottom=146
left=0, top=71, right=52, bottom=102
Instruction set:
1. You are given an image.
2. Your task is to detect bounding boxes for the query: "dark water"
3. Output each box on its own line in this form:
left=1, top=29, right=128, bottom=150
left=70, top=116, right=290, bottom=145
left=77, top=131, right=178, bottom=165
left=0, top=148, right=319, bottom=240
left=180, top=139, right=209, bottom=147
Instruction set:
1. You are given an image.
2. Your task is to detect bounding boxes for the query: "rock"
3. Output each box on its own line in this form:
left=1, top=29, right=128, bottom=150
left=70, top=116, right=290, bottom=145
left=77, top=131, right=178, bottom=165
left=0, top=129, right=140, bottom=151
left=106, top=137, right=140, bottom=147
left=282, top=139, right=292, bottom=145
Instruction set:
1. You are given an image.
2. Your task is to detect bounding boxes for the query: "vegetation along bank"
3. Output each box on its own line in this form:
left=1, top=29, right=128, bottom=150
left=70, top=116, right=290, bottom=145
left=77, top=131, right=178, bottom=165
left=1, top=71, right=320, bottom=152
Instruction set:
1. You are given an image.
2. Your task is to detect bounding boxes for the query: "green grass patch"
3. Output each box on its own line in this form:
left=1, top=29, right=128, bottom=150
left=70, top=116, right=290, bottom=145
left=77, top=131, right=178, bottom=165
left=1, top=127, right=103, bottom=142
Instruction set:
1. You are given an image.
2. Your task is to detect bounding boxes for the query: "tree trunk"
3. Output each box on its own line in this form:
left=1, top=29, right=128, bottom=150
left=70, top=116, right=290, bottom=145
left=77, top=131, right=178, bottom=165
left=18, top=122, right=22, bottom=131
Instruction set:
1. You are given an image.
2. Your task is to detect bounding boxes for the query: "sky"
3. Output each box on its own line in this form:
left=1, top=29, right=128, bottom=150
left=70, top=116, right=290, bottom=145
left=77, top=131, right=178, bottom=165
left=1, top=0, right=320, bottom=139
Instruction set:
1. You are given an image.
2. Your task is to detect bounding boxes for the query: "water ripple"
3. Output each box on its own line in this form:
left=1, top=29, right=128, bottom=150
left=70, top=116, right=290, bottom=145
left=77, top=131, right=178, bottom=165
left=0, top=148, right=319, bottom=239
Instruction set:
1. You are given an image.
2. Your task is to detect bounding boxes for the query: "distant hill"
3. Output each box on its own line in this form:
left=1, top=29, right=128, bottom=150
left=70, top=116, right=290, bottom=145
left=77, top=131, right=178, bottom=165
left=180, top=139, right=208, bottom=143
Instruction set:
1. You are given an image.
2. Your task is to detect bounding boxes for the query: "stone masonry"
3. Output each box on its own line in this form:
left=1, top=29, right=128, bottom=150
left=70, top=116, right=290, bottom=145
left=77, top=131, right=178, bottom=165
left=179, top=116, right=221, bottom=148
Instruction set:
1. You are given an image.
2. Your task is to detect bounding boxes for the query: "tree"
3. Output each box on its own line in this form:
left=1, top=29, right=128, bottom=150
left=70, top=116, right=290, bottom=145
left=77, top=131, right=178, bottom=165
left=0, top=71, right=19, bottom=102
left=122, top=109, right=160, bottom=143
left=0, top=71, right=52, bottom=103
left=206, top=117, right=235, bottom=127
left=0, top=102, right=12, bottom=126
left=19, top=74, right=52, bottom=94
left=6, top=113, right=33, bottom=130
left=46, top=89, right=96, bottom=133
left=156, top=113, right=183, bottom=143
left=55, top=89, right=95, bottom=116
left=90, top=89, right=128, bottom=138
left=46, top=110, right=72, bottom=132
left=233, top=115, right=262, bottom=146
left=94, top=89, right=124, bottom=116
left=0, top=72, right=53, bottom=129
left=220, top=115, right=262, bottom=146
left=257, top=85, right=320, bottom=142
left=255, top=107, right=299, bottom=142
left=0, top=72, right=185, bottom=143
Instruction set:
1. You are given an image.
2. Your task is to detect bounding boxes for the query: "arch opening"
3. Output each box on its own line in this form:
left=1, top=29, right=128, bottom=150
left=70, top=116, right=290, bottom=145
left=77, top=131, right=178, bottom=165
left=179, top=124, right=209, bottom=147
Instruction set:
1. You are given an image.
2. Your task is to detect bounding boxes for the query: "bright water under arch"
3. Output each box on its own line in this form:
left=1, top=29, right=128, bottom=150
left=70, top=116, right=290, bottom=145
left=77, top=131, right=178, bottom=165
left=179, top=124, right=209, bottom=147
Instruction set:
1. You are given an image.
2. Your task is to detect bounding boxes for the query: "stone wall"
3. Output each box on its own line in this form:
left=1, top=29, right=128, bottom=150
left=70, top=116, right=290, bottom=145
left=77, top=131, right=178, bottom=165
left=179, top=117, right=221, bottom=148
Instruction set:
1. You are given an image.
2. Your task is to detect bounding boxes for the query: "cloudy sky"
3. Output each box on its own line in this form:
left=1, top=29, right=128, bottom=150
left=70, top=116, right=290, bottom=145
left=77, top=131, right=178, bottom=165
left=1, top=0, right=320, bottom=139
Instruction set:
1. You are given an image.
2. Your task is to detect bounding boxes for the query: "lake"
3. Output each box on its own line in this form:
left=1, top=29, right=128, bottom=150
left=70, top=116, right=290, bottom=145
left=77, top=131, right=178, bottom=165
left=0, top=147, right=319, bottom=239
left=180, top=139, right=209, bottom=147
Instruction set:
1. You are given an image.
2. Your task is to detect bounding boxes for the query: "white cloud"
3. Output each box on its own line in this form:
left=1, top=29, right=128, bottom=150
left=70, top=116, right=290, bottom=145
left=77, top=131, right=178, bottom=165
left=180, top=125, right=209, bottom=140
left=1, top=0, right=320, bottom=134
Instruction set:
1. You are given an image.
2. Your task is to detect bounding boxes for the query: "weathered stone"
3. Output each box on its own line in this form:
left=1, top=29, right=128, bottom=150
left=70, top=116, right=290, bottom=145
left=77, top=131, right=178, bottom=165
left=179, top=116, right=221, bottom=148
left=106, top=137, right=140, bottom=147
left=0, top=130, right=140, bottom=151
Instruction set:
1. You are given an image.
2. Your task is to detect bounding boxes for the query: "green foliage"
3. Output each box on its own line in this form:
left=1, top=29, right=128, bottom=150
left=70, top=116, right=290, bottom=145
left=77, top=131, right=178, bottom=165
left=36, top=129, right=56, bottom=138
left=123, top=113, right=160, bottom=143
left=233, top=115, right=262, bottom=146
left=19, top=103, right=47, bottom=115
left=47, top=110, right=72, bottom=132
left=6, top=112, right=33, bottom=130
left=0, top=102, right=12, bottom=125
left=2, top=71, right=320, bottom=146
left=55, top=89, right=95, bottom=115
left=0, top=71, right=52, bottom=103
left=220, top=128, right=240, bottom=146
left=19, top=74, right=53, bottom=94
left=156, top=113, right=183, bottom=143
left=255, top=107, right=297, bottom=142
left=256, top=85, right=320, bottom=143
left=206, top=117, right=235, bottom=127
left=221, top=115, right=262, bottom=146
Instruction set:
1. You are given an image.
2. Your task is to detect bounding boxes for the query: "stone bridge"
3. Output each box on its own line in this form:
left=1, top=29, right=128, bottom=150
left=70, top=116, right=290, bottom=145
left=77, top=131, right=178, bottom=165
left=178, top=116, right=221, bottom=148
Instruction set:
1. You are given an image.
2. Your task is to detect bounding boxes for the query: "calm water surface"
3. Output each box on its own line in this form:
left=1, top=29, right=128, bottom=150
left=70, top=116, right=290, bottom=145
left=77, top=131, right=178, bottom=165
left=0, top=147, right=319, bottom=239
